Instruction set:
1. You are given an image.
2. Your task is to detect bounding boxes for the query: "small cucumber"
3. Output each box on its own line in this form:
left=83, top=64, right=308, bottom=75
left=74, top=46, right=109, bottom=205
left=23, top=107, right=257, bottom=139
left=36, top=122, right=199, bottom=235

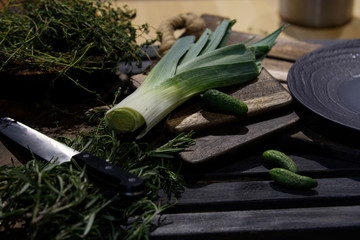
left=201, top=89, right=248, bottom=116
left=269, top=168, right=318, bottom=190
left=262, top=150, right=299, bottom=173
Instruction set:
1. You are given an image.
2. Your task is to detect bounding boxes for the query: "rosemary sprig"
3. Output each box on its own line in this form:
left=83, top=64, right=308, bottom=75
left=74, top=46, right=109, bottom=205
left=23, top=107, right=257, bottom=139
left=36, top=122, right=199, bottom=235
left=0, top=111, right=195, bottom=239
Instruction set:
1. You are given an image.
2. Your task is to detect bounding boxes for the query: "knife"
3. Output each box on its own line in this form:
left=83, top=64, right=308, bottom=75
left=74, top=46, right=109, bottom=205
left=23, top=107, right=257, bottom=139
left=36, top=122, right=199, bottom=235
left=0, top=117, right=145, bottom=197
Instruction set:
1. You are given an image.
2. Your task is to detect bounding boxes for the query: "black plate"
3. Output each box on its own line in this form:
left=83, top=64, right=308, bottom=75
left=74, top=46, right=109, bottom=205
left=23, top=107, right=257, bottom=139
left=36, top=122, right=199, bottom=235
left=287, top=39, right=360, bottom=131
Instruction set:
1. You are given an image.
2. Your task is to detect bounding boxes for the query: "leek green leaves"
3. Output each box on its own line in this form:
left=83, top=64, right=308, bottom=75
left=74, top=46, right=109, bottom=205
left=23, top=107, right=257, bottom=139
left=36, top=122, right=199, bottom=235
left=105, top=21, right=287, bottom=138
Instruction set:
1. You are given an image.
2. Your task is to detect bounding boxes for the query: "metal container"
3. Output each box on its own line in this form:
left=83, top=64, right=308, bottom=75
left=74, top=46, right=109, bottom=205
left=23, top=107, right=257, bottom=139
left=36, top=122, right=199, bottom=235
left=280, top=0, right=354, bottom=28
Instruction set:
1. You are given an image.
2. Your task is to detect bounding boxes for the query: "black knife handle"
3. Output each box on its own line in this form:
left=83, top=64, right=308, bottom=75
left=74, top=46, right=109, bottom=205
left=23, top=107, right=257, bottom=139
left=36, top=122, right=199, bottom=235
left=73, top=152, right=145, bottom=197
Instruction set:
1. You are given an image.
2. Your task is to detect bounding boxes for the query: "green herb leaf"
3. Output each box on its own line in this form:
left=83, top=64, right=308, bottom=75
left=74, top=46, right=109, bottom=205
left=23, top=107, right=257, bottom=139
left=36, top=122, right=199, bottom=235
left=0, top=112, right=194, bottom=239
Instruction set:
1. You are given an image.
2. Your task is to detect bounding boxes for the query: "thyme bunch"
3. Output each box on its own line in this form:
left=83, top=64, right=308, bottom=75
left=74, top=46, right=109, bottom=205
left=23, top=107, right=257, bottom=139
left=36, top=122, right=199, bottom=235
left=0, top=0, right=155, bottom=78
left=0, top=112, right=194, bottom=240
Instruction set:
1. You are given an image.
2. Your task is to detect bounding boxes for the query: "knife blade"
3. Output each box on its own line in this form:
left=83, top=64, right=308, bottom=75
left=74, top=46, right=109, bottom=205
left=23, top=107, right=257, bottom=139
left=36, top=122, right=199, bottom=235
left=0, top=117, right=145, bottom=197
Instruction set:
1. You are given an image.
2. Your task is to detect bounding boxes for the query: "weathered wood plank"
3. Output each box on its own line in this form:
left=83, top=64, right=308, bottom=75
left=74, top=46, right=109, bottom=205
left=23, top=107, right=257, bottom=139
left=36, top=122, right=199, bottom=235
left=263, top=58, right=293, bottom=82
left=166, top=70, right=292, bottom=134
left=150, top=205, right=360, bottom=240
left=168, top=177, right=360, bottom=213
left=183, top=153, right=360, bottom=182
left=179, top=111, right=299, bottom=164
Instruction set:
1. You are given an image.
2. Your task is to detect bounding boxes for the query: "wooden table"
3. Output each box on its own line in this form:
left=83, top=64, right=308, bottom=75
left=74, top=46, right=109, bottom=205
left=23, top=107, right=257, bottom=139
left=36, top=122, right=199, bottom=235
left=150, top=123, right=360, bottom=239
left=1, top=2, right=360, bottom=238
left=146, top=14, right=360, bottom=239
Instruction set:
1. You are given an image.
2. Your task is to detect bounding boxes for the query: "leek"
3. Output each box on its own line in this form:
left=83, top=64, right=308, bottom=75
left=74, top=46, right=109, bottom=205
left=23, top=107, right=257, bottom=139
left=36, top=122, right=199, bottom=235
left=105, top=21, right=286, bottom=138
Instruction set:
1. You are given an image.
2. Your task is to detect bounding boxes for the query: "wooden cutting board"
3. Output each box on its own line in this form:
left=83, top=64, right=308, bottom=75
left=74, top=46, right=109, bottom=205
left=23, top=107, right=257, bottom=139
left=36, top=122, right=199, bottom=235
left=166, top=14, right=322, bottom=135
left=166, top=69, right=293, bottom=134
left=166, top=14, right=322, bottom=164
left=180, top=111, right=299, bottom=164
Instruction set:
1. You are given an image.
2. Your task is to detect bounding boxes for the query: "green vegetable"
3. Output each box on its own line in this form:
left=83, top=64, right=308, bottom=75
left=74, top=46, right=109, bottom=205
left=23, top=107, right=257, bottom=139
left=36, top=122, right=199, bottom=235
left=105, top=21, right=287, bottom=138
left=0, top=111, right=195, bottom=240
left=262, top=150, right=299, bottom=173
left=269, top=168, right=318, bottom=190
left=0, top=0, right=154, bottom=95
left=201, top=89, right=248, bottom=116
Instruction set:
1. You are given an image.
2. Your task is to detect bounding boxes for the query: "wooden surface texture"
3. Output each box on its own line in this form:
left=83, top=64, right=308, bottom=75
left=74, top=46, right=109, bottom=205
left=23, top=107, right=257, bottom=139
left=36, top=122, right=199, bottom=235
left=150, top=131, right=360, bottom=239
left=168, top=15, right=320, bottom=164
left=1, top=9, right=360, bottom=239
left=149, top=15, right=360, bottom=239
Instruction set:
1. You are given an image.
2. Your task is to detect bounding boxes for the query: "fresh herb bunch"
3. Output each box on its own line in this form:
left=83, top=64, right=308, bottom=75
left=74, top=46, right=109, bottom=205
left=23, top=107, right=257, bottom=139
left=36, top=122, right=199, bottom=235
left=0, top=0, right=154, bottom=75
left=0, top=111, right=194, bottom=240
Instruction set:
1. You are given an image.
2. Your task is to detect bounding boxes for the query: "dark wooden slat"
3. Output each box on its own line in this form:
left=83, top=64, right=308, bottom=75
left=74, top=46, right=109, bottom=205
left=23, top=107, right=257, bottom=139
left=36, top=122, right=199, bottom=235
left=150, top=205, right=360, bottom=240
left=183, top=153, right=360, bottom=182
left=180, top=111, right=299, bottom=164
left=169, top=177, right=360, bottom=213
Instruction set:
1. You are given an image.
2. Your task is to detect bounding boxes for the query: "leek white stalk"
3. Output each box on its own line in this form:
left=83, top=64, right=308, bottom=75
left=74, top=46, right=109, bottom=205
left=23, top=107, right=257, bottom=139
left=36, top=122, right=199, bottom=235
left=105, top=21, right=287, bottom=138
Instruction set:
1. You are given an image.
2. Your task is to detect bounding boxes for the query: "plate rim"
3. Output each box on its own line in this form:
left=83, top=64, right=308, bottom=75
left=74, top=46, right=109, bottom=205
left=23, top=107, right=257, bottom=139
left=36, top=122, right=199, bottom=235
left=287, top=39, right=360, bottom=131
